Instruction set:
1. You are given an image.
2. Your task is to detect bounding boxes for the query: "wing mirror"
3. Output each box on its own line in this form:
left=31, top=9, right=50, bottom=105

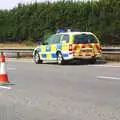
left=42, top=41, right=48, bottom=45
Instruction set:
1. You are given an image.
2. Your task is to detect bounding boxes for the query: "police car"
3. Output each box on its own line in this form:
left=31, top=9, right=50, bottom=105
left=33, top=29, right=102, bottom=65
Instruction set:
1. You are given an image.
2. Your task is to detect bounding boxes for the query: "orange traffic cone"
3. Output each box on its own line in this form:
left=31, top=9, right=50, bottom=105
left=0, top=52, right=9, bottom=85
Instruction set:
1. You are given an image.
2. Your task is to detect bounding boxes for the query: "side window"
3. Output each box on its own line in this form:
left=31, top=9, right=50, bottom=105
left=61, top=34, right=69, bottom=43
left=51, top=35, right=61, bottom=44
left=46, top=34, right=56, bottom=45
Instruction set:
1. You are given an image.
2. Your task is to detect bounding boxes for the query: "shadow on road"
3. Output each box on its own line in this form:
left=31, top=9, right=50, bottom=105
left=65, top=59, right=106, bottom=66
left=43, top=59, right=106, bottom=66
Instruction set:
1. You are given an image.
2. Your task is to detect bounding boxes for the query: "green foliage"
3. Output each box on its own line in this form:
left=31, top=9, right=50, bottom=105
left=0, top=0, right=119, bottom=45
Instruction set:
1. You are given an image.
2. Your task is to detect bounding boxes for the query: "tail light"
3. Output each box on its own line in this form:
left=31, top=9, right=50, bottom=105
left=81, top=45, right=85, bottom=48
left=72, top=45, right=76, bottom=50
left=96, top=44, right=102, bottom=52
left=69, top=44, right=73, bottom=51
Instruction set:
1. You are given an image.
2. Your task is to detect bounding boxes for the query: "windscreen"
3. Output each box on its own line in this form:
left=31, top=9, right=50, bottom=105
left=74, top=34, right=98, bottom=44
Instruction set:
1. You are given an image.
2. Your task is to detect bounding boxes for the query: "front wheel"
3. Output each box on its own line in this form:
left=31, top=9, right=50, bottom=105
left=57, top=52, right=65, bottom=65
left=34, top=52, right=42, bottom=64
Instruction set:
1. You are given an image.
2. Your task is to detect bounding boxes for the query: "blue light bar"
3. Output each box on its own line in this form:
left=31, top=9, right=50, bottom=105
left=56, top=29, right=65, bottom=33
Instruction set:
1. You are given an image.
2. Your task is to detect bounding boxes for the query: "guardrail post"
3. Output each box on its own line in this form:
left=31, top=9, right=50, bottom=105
left=17, top=52, right=20, bottom=58
left=1, top=51, right=3, bottom=56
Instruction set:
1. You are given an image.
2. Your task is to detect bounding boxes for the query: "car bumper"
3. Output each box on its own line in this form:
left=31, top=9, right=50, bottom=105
left=73, top=55, right=101, bottom=59
left=65, top=53, right=102, bottom=60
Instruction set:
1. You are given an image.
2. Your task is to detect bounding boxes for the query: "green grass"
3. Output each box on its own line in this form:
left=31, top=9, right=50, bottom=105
left=0, top=42, right=36, bottom=49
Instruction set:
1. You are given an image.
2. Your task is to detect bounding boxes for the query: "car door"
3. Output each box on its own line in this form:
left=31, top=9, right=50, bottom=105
left=60, top=34, right=70, bottom=59
left=49, top=34, right=62, bottom=61
left=44, top=34, right=56, bottom=61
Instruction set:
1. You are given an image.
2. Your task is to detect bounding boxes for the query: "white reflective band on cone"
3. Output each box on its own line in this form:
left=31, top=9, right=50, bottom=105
left=0, top=63, right=7, bottom=74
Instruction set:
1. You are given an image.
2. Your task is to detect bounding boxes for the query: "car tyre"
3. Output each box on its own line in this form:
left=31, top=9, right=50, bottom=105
left=57, top=52, right=65, bottom=65
left=34, top=52, right=42, bottom=64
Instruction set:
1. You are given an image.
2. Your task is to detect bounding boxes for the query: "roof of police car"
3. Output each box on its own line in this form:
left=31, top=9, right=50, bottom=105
left=56, top=32, right=94, bottom=35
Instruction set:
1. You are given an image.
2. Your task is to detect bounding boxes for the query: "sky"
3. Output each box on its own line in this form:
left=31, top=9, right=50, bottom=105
left=0, top=0, right=57, bottom=10
left=0, top=0, right=91, bottom=10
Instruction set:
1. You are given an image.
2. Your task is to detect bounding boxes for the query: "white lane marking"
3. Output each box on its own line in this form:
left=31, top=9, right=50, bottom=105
left=88, top=65, right=105, bottom=67
left=97, top=76, right=120, bottom=80
left=104, top=65, right=120, bottom=68
left=0, top=86, right=12, bottom=90
left=7, top=59, right=33, bottom=63
left=7, top=68, right=16, bottom=70
left=89, top=64, right=120, bottom=68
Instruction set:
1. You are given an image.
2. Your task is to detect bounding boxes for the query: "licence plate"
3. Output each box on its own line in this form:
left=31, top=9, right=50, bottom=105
left=80, top=48, right=93, bottom=53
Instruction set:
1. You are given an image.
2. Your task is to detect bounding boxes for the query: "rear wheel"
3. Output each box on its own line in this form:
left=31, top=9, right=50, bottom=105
left=34, top=52, right=42, bottom=64
left=57, top=52, right=65, bottom=65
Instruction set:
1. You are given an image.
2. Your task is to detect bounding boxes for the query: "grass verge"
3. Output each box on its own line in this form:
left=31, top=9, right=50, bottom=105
left=0, top=42, right=36, bottom=49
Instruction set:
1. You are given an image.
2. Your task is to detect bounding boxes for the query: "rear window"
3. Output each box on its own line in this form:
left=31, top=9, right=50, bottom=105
left=74, top=34, right=98, bottom=44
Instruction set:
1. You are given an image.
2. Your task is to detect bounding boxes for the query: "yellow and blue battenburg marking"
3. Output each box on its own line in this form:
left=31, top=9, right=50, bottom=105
left=36, top=44, right=71, bottom=61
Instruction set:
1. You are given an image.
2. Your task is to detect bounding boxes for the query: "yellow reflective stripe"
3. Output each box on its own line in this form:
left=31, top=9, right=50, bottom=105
left=51, top=44, right=56, bottom=52
left=41, top=45, right=46, bottom=52
left=47, top=53, right=51, bottom=60
left=40, top=54, right=42, bottom=58
left=62, top=44, right=69, bottom=51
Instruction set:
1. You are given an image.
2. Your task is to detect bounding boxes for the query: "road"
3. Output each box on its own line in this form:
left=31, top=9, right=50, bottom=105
left=0, top=59, right=120, bottom=120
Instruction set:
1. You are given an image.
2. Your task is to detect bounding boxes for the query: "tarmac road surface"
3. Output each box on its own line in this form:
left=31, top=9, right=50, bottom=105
left=0, top=59, right=120, bottom=120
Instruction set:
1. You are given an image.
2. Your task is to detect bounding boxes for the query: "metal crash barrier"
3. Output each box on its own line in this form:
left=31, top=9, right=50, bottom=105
left=0, top=47, right=120, bottom=58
